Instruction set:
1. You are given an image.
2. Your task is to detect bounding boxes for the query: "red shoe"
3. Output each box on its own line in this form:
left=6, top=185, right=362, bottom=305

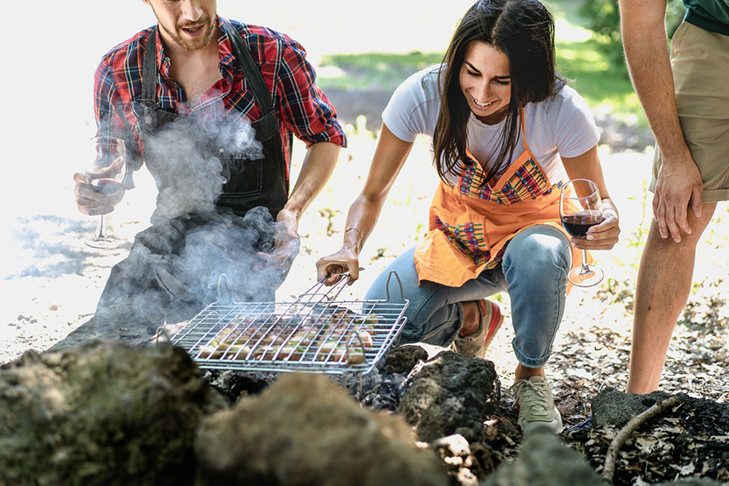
left=451, top=299, right=504, bottom=359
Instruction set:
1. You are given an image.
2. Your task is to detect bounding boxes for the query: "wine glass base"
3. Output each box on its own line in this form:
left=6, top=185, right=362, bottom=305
left=568, top=266, right=604, bottom=288
left=85, top=236, right=123, bottom=250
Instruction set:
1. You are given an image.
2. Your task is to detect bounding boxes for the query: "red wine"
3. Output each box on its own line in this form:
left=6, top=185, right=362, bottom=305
left=561, top=213, right=605, bottom=238
left=91, top=178, right=122, bottom=195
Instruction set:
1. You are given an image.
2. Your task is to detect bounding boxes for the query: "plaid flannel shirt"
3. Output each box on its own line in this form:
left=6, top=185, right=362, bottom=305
left=93, top=16, right=346, bottom=182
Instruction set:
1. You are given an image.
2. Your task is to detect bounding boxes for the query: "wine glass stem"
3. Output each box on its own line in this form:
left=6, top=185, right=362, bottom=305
left=580, top=249, right=590, bottom=272
left=98, top=213, right=107, bottom=239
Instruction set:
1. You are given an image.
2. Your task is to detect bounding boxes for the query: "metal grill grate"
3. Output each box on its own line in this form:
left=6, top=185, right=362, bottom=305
left=171, top=272, right=409, bottom=375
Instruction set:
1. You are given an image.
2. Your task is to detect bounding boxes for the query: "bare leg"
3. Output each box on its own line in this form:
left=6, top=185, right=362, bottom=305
left=627, top=203, right=716, bottom=394
left=515, top=364, right=544, bottom=381
left=458, top=300, right=480, bottom=336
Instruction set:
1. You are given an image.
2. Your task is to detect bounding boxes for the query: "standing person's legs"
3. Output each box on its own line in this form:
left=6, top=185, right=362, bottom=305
left=628, top=22, right=728, bottom=394
left=627, top=205, right=715, bottom=394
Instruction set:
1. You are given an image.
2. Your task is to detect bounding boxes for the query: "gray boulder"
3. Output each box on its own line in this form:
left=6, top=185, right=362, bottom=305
left=0, top=341, right=225, bottom=486
left=194, top=372, right=449, bottom=486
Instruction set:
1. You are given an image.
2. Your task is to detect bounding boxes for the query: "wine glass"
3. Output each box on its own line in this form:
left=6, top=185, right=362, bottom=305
left=559, top=178, right=605, bottom=287
left=83, top=136, right=127, bottom=249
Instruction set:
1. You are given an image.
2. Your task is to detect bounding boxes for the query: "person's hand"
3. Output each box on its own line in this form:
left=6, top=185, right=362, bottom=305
left=255, top=208, right=301, bottom=272
left=569, top=198, right=621, bottom=251
left=315, top=247, right=361, bottom=286
left=73, top=172, right=121, bottom=216
left=652, top=155, right=703, bottom=242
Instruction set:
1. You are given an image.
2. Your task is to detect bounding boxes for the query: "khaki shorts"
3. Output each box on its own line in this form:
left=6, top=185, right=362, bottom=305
left=651, top=21, right=729, bottom=203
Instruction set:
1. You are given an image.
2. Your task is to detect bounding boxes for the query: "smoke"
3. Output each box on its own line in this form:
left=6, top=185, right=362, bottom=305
left=97, top=106, right=296, bottom=323
left=154, top=207, right=286, bottom=306
left=142, top=109, right=264, bottom=224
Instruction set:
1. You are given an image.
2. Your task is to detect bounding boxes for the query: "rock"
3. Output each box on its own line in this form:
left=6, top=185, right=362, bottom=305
left=0, top=341, right=225, bottom=486
left=434, top=434, right=501, bottom=486
left=397, top=350, right=500, bottom=443
left=380, top=344, right=429, bottom=375
left=194, top=372, right=448, bottom=486
left=653, top=480, right=728, bottom=486
left=591, top=387, right=673, bottom=427
left=567, top=389, right=729, bottom=484
left=353, top=345, right=429, bottom=411
left=481, top=426, right=605, bottom=486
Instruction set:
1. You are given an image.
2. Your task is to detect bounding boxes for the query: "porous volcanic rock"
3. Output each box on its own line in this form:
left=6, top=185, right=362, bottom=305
left=397, top=350, right=501, bottom=443
left=565, top=389, right=729, bottom=485
left=0, top=341, right=225, bottom=486
left=194, top=372, right=449, bottom=486
left=482, top=426, right=605, bottom=486
left=591, top=387, right=674, bottom=427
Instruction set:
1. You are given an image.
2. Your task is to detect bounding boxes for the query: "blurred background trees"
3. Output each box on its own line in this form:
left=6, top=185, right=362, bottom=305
left=579, top=0, right=687, bottom=75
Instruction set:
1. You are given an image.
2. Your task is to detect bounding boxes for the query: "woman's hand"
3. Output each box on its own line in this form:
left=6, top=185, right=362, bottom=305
left=314, top=123, right=414, bottom=287
left=315, top=247, right=361, bottom=286
left=570, top=197, right=620, bottom=251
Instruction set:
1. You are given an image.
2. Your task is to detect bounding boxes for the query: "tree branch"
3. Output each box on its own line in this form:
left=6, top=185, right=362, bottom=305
left=601, top=395, right=683, bottom=482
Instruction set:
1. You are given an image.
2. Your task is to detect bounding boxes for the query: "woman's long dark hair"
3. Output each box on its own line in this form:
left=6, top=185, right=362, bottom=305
left=433, top=0, right=566, bottom=184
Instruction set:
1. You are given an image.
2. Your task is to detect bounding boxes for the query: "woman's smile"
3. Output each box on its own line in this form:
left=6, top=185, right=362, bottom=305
left=459, top=41, right=512, bottom=124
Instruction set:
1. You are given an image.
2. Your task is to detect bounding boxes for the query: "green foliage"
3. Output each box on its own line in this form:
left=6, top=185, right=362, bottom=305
left=555, top=37, right=642, bottom=121
left=314, top=0, right=691, bottom=126
left=578, top=0, right=686, bottom=75
left=578, top=0, right=625, bottom=74
left=319, top=51, right=443, bottom=92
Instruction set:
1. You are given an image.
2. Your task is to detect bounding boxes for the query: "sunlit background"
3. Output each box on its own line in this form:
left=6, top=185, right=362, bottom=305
left=1, top=0, right=476, bottom=263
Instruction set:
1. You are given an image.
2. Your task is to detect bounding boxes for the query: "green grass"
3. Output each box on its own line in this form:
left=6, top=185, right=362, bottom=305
left=318, top=51, right=444, bottom=92
left=556, top=38, right=645, bottom=125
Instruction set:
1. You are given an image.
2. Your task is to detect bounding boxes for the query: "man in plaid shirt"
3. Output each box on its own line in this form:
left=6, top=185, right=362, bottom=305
left=72, top=0, right=347, bottom=326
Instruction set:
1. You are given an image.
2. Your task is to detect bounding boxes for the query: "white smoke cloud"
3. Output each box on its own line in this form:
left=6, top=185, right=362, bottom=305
left=142, top=108, right=264, bottom=224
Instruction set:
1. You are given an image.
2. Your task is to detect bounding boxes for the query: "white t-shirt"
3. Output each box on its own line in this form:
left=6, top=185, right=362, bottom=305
left=382, top=65, right=600, bottom=185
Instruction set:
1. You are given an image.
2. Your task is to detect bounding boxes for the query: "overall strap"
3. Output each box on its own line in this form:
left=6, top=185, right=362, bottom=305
left=141, top=28, right=158, bottom=108
left=221, top=20, right=275, bottom=116
left=140, top=28, right=161, bottom=127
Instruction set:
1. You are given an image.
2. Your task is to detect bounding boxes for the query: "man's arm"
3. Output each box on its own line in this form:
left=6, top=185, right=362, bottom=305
left=281, top=141, right=341, bottom=224
left=257, top=141, right=341, bottom=267
left=619, top=0, right=703, bottom=242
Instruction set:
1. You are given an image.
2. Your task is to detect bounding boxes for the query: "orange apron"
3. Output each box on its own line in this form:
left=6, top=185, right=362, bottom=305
left=414, top=114, right=583, bottom=288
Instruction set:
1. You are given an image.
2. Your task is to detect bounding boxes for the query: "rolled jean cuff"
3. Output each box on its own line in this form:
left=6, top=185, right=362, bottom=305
left=511, top=343, right=552, bottom=369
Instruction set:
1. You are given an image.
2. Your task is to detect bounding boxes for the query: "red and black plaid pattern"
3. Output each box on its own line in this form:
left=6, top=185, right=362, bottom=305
left=93, top=16, right=346, bottom=179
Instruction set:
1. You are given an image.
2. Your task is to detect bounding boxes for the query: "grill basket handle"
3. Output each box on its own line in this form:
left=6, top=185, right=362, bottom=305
left=383, top=271, right=406, bottom=302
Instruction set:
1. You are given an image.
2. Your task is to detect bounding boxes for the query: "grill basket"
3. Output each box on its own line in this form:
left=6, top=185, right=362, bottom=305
left=171, top=272, right=409, bottom=375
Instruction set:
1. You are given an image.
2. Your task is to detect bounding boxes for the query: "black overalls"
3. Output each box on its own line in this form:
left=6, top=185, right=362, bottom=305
left=95, top=21, right=296, bottom=325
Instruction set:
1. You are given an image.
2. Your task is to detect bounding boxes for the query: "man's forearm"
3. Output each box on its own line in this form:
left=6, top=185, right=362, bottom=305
left=283, top=141, right=342, bottom=221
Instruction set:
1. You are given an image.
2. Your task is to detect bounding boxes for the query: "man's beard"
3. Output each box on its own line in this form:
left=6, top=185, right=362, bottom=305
left=161, top=15, right=217, bottom=52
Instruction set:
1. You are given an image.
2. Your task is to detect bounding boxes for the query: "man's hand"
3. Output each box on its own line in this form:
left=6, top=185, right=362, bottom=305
left=255, top=207, right=300, bottom=272
left=652, top=155, right=703, bottom=242
left=73, top=172, right=121, bottom=216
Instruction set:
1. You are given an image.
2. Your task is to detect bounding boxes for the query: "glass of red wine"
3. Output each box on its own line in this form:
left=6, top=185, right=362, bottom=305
left=559, top=178, right=606, bottom=287
left=83, top=136, right=127, bottom=249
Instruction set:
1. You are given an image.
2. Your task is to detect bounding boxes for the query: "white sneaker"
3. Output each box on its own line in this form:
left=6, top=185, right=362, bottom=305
left=511, top=376, right=563, bottom=434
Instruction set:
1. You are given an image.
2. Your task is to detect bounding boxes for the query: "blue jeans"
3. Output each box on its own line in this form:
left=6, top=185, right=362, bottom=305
left=365, top=225, right=572, bottom=368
